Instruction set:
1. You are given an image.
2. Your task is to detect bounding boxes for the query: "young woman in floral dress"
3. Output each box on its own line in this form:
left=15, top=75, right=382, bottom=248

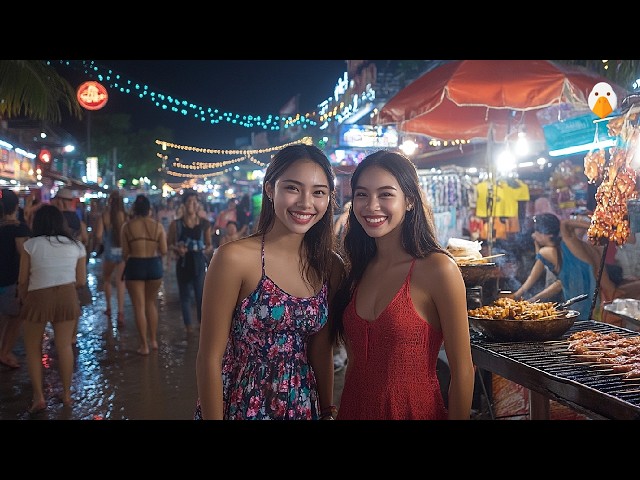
left=195, top=144, right=343, bottom=420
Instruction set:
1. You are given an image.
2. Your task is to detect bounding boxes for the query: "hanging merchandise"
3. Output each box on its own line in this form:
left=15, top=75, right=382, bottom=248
left=548, top=159, right=589, bottom=218
left=419, top=168, right=473, bottom=246
left=584, top=113, right=639, bottom=247
left=475, top=176, right=530, bottom=241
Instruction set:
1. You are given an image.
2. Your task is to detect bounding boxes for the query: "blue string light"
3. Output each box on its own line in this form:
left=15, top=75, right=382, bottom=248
left=50, top=60, right=330, bottom=131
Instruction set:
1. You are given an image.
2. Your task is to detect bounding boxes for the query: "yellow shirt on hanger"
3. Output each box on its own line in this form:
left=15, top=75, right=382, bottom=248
left=475, top=179, right=530, bottom=218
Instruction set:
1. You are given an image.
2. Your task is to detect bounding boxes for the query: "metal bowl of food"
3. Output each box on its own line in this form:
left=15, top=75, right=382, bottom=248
left=468, top=310, right=580, bottom=342
left=458, top=263, right=499, bottom=286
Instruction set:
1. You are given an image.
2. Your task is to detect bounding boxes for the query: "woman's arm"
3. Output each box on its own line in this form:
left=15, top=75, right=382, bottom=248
left=420, top=254, right=475, bottom=419
left=18, top=249, right=30, bottom=302
left=75, top=254, right=87, bottom=287
left=512, top=258, right=547, bottom=299
left=157, top=222, right=168, bottom=256
left=203, top=220, right=214, bottom=256
left=529, top=279, right=562, bottom=302
left=308, top=253, right=344, bottom=419
left=94, top=213, right=105, bottom=245
left=120, top=223, right=130, bottom=262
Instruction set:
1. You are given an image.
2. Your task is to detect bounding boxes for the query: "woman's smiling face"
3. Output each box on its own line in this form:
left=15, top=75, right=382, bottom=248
left=352, top=165, right=409, bottom=238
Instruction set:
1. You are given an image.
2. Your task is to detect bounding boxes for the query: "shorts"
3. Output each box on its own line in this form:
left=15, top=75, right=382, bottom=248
left=22, top=283, right=80, bottom=324
left=0, top=283, right=20, bottom=317
left=124, top=256, right=163, bottom=281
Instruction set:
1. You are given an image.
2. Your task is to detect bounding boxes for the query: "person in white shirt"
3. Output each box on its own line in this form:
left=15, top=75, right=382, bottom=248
left=18, top=205, right=86, bottom=414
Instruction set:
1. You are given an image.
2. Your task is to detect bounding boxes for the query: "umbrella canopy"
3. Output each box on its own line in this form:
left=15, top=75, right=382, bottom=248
left=376, top=60, right=628, bottom=142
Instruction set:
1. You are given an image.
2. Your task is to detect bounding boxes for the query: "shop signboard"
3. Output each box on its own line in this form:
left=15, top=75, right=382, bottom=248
left=339, top=124, right=398, bottom=148
left=543, top=113, right=616, bottom=155
left=77, top=81, right=108, bottom=111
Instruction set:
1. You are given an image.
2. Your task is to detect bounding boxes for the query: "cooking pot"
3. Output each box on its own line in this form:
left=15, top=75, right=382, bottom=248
left=468, top=310, right=580, bottom=342
left=459, top=263, right=499, bottom=286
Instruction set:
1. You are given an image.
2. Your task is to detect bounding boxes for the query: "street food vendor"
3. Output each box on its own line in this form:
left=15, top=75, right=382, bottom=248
left=509, top=213, right=615, bottom=320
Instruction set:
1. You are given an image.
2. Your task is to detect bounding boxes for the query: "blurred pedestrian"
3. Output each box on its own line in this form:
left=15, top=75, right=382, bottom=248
left=52, top=188, right=90, bottom=344
left=218, top=220, right=241, bottom=246
left=213, top=198, right=238, bottom=234
left=95, top=190, right=127, bottom=326
left=122, top=194, right=167, bottom=355
left=23, top=191, right=42, bottom=230
left=53, top=188, right=88, bottom=249
left=18, top=205, right=86, bottom=412
left=86, top=198, right=103, bottom=256
left=167, top=191, right=213, bottom=334
left=235, top=193, right=252, bottom=236
left=195, top=144, right=344, bottom=420
left=330, top=150, right=475, bottom=420
left=0, top=189, right=32, bottom=369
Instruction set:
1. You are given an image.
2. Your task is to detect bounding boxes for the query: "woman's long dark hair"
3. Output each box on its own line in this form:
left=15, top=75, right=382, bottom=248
left=108, top=190, right=126, bottom=247
left=132, top=194, right=151, bottom=217
left=32, top=204, right=79, bottom=245
left=253, top=143, right=337, bottom=286
left=330, top=150, right=449, bottom=344
left=533, top=213, right=563, bottom=272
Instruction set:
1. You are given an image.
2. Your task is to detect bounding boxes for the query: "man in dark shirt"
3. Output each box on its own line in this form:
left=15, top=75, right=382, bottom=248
left=0, top=189, right=32, bottom=369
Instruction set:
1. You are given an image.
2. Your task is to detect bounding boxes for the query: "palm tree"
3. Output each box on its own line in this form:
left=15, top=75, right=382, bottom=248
left=0, top=60, right=83, bottom=123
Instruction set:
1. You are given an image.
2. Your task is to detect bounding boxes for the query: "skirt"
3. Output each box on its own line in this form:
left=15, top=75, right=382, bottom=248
left=22, top=283, right=81, bottom=324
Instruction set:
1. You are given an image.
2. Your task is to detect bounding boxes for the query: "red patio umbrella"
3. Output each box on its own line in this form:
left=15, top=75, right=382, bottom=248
left=376, top=60, right=628, bottom=143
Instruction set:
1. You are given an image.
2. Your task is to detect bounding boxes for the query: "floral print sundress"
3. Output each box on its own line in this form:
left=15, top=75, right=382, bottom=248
left=194, top=235, right=328, bottom=420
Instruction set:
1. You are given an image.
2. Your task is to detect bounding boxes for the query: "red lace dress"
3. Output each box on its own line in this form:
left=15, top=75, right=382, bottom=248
left=337, top=259, right=447, bottom=420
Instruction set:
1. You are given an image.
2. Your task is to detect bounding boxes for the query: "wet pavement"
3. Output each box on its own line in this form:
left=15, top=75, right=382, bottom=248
left=0, top=256, right=345, bottom=420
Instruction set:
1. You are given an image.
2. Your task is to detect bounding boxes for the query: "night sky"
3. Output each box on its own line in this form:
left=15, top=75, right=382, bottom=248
left=55, top=59, right=349, bottom=150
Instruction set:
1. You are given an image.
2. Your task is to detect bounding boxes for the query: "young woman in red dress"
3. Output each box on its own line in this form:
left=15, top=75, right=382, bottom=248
left=330, top=150, right=475, bottom=420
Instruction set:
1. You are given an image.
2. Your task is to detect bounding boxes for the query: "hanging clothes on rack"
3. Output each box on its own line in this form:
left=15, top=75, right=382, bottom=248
left=475, top=176, right=530, bottom=240
left=419, top=167, right=475, bottom=246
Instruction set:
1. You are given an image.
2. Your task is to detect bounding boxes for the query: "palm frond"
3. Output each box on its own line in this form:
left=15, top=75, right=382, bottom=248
left=0, top=60, right=83, bottom=122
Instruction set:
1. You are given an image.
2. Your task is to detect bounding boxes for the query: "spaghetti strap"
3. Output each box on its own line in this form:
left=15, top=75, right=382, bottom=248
left=408, top=258, right=417, bottom=277
left=406, top=258, right=417, bottom=286
left=261, top=234, right=266, bottom=277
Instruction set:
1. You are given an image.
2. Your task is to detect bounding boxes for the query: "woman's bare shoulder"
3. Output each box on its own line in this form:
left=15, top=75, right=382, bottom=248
left=413, top=252, right=461, bottom=284
left=214, top=235, right=261, bottom=265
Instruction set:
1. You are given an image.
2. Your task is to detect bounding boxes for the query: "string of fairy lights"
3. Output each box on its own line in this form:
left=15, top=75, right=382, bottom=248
left=50, top=60, right=347, bottom=182
left=159, top=137, right=313, bottom=179
left=51, top=60, right=343, bottom=131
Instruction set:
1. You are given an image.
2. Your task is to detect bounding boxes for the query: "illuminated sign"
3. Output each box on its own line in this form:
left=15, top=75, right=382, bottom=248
left=77, top=81, right=108, bottom=111
left=38, top=149, right=52, bottom=163
left=339, top=124, right=398, bottom=148
left=543, top=113, right=616, bottom=156
left=86, top=156, right=98, bottom=183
